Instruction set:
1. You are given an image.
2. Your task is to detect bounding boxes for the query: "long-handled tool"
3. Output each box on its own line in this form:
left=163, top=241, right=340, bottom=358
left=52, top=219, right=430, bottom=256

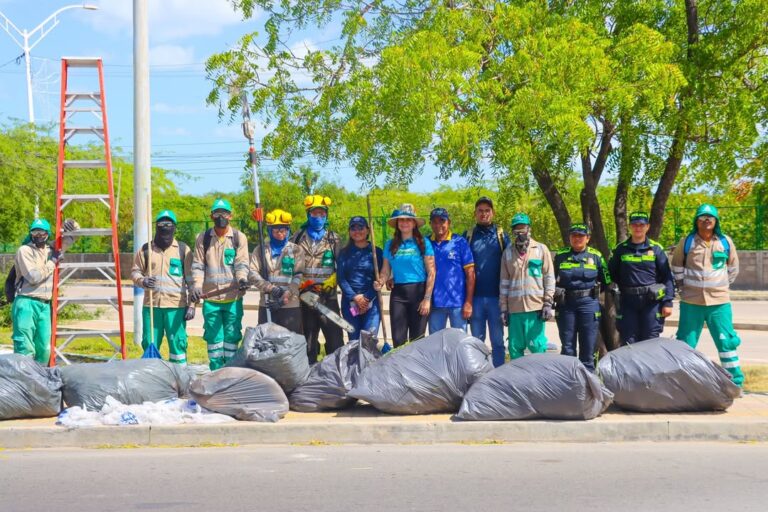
left=238, top=91, right=272, bottom=323
left=142, top=202, right=161, bottom=359
left=367, top=195, right=390, bottom=351
left=300, top=291, right=355, bottom=333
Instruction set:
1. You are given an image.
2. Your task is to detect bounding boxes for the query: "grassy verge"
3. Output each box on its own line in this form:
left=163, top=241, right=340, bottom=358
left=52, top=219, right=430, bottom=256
left=1, top=327, right=210, bottom=365
left=743, top=365, right=768, bottom=393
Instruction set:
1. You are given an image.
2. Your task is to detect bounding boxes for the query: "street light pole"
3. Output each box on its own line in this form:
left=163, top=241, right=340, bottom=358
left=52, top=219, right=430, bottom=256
left=0, top=4, right=99, bottom=123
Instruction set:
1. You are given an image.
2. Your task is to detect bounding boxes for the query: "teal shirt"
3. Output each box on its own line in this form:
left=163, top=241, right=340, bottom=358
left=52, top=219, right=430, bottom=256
left=384, top=238, right=434, bottom=284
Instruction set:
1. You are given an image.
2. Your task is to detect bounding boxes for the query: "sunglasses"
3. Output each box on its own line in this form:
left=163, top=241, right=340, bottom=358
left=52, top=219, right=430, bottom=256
left=698, top=215, right=715, bottom=222
left=212, top=212, right=230, bottom=219
left=156, top=221, right=175, bottom=228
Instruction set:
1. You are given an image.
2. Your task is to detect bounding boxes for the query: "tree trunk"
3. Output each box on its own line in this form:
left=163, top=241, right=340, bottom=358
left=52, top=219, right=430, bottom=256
left=579, top=121, right=613, bottom=258
left=532, top=164, right=572, bottom=245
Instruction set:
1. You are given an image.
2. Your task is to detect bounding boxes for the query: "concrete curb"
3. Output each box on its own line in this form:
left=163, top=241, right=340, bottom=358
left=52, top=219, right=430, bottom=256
left=2, top=418, right=767, bottom=448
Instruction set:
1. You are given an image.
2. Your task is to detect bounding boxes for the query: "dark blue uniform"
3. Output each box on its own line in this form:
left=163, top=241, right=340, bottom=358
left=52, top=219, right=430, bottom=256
left=553, top=247, right=611, bottom=371
left=608, top=238, right=674, bottom=344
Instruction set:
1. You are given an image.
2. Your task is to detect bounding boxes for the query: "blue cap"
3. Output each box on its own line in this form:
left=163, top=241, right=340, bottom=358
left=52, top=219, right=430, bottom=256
left=430, top=207, right=450, bottom=220
left=348, top=216, right=368, bottom=228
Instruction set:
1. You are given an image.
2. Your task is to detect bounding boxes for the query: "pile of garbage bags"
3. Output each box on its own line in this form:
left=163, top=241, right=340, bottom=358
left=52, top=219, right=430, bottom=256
left=457, top=354, right=614, bottom=421
left=60, top=359, right=192, bottom=411
left=0, top=354, right=62, bottom=420
left=349, top=328, right=493, bottom=415
left=289, top=331, right=381, bottom=412
left=598, top=337, right=741, bottom=412
left=190, top=367, right=289, bottom=422
left=227, top=323, right=311, bottom=393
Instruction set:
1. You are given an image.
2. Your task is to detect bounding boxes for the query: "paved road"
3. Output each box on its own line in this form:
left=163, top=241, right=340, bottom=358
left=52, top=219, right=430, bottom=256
left=1, top=443, right=766, bottom=511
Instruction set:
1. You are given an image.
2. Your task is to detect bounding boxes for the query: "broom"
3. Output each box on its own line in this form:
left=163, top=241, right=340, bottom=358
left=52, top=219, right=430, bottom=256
left=142, top=201, right=161, bottom=359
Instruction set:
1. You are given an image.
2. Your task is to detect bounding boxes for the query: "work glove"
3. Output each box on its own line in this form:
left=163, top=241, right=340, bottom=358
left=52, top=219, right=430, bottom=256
left=267, top=298, right=282, bottom=312
left=184, top=306, right=196, bottom=321
left=269, top=286, right=287, bottom=302
left=50, top=249, right=63, bottom=264
left=500, top=313, right=508, bottom=327
left=540, top=303, right=554, bottom=321
left=62, top=219, right=79, bottom=232
left=189, top=288, right=203, bottom=303
left=142, top=276, right=156, bottom=289
left=238, top=278, right=249, bottom=291
left=321, top=273, right=337, bottom=293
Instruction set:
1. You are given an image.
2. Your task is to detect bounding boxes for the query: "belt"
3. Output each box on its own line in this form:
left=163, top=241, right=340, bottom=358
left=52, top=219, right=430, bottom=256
left=565, top=288, right=596, bottom=299
left=621, top=285, right=651, bottom=296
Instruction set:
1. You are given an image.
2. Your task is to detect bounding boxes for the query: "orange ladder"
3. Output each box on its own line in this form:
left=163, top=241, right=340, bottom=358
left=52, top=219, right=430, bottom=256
left=49, top=57, right=126, bottom=365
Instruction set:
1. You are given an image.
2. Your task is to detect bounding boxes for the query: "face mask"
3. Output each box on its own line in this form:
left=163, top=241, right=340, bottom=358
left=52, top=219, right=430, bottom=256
left=269, top=227, right=289, bottom=253
left=514, top=229, right=530, bottom=254
left=214, top=216, right=229, bottom=229
left=154, top=223, right=176, bottom=250
left=31, top=232, right=48, bottom=248
left=307, top=215, right=326, bottom=232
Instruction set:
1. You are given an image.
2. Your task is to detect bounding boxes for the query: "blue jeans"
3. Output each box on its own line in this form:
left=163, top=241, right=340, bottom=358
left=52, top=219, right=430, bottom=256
left=341, top=295, right=381, bottom=341
left=429, top=307, right=466, bottom=334
left=470, top=296, right=505, bottom=367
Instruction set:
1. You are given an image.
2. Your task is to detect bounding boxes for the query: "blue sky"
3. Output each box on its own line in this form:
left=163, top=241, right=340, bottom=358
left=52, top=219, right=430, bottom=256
left=0, top=0, right=465, bottom=196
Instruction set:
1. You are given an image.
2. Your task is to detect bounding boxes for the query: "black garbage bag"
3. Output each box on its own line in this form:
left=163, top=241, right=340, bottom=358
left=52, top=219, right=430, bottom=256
left=189, top=367, right=289, bottom=422
left=60, top=359, right=192, bottom=410
left=598, top=337, right=741, bottom=412
left=0, top=354, right=63, bottom=419
left=227, top=323, right=310, bottom=393
left=348, top=328, right=492, bottom=415
left=289, top=331, right=381, bottom=412
left=457, top=354, right=613, bottom=421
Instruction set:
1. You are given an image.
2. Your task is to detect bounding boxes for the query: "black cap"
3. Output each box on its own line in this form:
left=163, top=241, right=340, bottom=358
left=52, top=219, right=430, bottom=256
left=348, top=216, right=368, bottom=228
left=569, top=223, right=590, bottom=235
left=475, top=196, right=494, bottom=209
left=629, top=211, right=650, bottom=225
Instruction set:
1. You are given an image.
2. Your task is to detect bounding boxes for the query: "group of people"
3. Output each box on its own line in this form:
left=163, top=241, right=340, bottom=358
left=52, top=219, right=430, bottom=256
left=10, top=195, right=744, bottom=387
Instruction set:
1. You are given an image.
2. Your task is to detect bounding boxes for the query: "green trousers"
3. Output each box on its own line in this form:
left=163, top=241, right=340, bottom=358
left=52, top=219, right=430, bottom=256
left=507, top=310, right=548, bottom=360
left=12, top=295, right=51, bottom=365
left=676, top=302, right=744, bottom=387
left=142, top=306, right=188, bottom=365
left=203, top=299, right=244, bottom=370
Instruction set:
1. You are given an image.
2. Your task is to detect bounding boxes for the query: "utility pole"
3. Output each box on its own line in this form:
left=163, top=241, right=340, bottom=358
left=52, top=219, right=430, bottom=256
left=133, top=0, right=150, bottom=345
left=0, top=4, right=98, bottom=123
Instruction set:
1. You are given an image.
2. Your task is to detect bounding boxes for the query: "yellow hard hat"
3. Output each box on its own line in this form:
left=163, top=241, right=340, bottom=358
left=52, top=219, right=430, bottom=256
left=303, top=194, right=332, bottom=211
left=265, top=209, right=293, bottom=226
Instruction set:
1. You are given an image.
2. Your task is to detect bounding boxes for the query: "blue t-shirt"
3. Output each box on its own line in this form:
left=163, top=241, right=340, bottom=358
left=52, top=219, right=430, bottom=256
left=383, top=237, right=434, bottom=284
left=430, top=233, right=475, bottom=308
left=466, top=224, right=509, bottom=297
left=337, top=243, right=384, bottom=301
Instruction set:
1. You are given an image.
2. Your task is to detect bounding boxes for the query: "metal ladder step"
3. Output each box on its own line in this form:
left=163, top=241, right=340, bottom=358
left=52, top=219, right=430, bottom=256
left=63, top=57, right=102, bottom=68
left=64, top=92, right=101, bottom=101
left=63, top=106, right=102, bottom=113
left=60, top=194, right=110, bottom=209
left=58, top=296, right=118, bottom=304
left=58, top=261, right=115, bottom=270
left=56, top=329, right=122, bottom=337
left=63, top=159, right=107, bottom=168
left=67, top=228, right=113, bottom=237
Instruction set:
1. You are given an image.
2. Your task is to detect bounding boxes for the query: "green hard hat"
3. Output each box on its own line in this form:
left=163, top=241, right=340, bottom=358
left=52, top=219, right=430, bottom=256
left=511, top=212, right=531, bottom=227
left=211, top=198, right=232, bottom=213
left=155, top=209, right=178, bottom=224
left=695, top=203, right=719, bottom=220
left=29, top=218, right=51, bottom=236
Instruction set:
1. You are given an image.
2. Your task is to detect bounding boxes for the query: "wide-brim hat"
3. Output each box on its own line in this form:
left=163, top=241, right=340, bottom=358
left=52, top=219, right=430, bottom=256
left=387, top=203, right=426, bottom=228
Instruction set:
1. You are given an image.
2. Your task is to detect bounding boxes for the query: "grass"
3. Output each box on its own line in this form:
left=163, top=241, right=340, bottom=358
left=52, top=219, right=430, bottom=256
left=743, top=365, right=768, bottom=393
left=1, top=327, right=210, bottom=365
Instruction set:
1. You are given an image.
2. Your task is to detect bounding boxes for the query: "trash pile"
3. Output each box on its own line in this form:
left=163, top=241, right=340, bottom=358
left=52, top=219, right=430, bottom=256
left=348, top=328, right=493, bottom=415
left=0, top=354, right=62, bottom=420
left=56, top=396, right=235, bottom=427
left=457, top=354, right=613, bottom=421
left=289, top=331, right=381, bottom=412
left=0, top=329, right=745, bottom=427
left=598, top=337, right=742, bottom=412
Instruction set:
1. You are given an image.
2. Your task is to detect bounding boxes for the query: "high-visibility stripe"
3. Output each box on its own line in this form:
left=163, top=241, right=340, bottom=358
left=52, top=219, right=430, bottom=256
left=683, top=278, right=729, bottom=289
left=722, top=361, right=740, bottom=369
left=684, top=268, right=727, bottom=279
left=719, top=351, right=738, bottom=359
left=208, top=350, right=223, bottom=358
left=224, top=342, right=239, bottom=351
left=169, top=352, right=187, bottom=361
left=207, top=342, right=224, bottom=350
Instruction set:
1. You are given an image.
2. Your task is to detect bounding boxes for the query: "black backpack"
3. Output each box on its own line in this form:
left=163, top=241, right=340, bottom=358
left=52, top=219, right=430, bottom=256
left=4, top=265, right=18, bottom=304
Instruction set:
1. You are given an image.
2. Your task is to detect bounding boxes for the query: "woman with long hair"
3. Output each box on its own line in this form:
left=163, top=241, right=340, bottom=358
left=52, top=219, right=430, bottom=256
left=374, top=204, right=436, bottom=347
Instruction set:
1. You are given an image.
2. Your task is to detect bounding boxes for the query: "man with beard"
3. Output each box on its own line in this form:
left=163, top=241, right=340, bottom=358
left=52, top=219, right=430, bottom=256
left=11, top=218, right=64, bottom=364
left=131, top=210, right=194, bottom=365
left=190, top=198, right=250, bottom=370
left=499, top=213, right=555, bottom=360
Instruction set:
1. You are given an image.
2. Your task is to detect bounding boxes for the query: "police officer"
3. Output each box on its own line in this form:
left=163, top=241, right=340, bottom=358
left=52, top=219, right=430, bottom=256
left=608, top=211, right=674, bottom=345
left=553, top=223, right=610, bottom=372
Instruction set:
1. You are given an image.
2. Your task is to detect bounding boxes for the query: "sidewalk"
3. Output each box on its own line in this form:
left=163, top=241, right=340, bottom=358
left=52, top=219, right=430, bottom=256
left=1, top=394, right=767, bottom=448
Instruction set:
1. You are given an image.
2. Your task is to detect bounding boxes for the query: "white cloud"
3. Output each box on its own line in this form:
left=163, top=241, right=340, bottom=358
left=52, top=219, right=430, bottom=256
left=87, top=0, right=252, bottom=42
left=149, top=44, right=195, bottom=66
